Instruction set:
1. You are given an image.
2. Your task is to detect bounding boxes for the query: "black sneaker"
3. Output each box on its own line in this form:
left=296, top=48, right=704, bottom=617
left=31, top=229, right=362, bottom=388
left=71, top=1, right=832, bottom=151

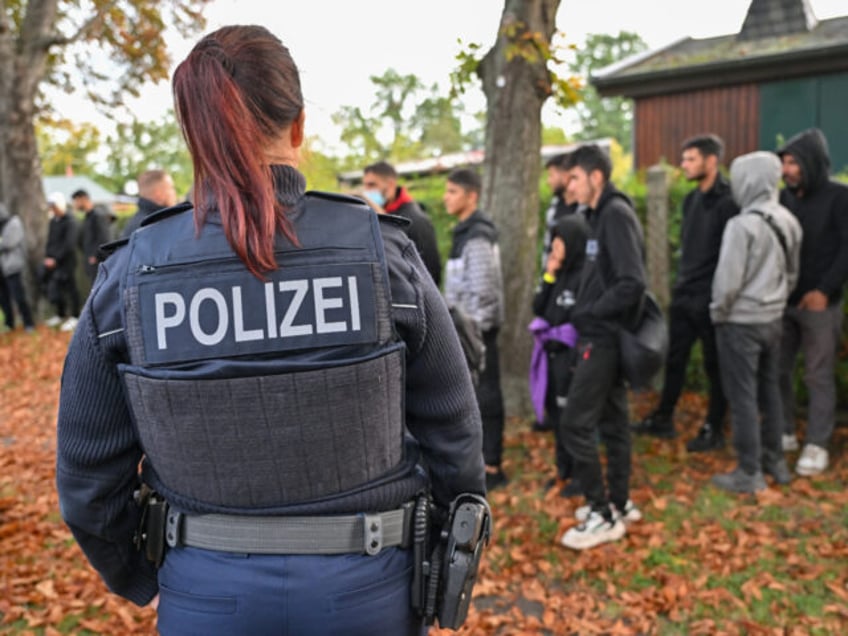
left=485, top=469, right=509, bottom=492
left=559, top=479, right=583, bottom=498
left=762, top=458, right=792, bottom=485
left=631, top=412, right=676, bottom=439
left=686, top=423, right=724, bottom=452
left=532, top=419, right=553, bottom=432
left=711, top=467, right=766, bottom=494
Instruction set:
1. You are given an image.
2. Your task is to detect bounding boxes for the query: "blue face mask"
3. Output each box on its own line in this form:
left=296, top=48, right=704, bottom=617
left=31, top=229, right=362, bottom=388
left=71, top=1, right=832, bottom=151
left=363, top=189, right=385, bottom=207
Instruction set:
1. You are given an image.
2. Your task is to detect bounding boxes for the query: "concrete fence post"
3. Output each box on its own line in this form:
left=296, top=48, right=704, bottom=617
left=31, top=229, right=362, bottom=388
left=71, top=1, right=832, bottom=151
left=646, top=164, right=670, bottom=309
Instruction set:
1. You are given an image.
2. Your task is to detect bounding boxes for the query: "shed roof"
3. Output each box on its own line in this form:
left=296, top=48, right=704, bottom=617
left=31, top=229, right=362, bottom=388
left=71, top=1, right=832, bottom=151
left=592, top=2, right=848, bottom=98
left=42, top=175, right=118, bottom=207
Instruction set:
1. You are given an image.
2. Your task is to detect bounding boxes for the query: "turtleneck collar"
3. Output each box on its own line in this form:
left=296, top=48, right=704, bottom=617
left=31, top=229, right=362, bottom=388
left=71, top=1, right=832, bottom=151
left=271, top=164, right=307, bottom=208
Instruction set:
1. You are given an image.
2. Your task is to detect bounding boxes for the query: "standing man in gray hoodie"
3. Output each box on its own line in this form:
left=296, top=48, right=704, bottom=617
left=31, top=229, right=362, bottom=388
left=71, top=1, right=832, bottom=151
left=710, top=151, right=802, bottom=494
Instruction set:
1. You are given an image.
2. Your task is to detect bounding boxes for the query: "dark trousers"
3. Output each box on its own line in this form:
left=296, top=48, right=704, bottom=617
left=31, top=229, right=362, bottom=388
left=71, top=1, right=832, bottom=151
left=1, top=273, right=34, bottom=329
left=48, top=268, right=81, bottom=318
left=656, top=299, right=727, bottom=427
left=478, top=328, right=506, bottom=467
left=0, top=275, right=13, bottom=329
left=560, top=340, right=631, bottom=511
left=157, top=546, right=423, bottom=636
left=715, top=321, right=783, bottom=474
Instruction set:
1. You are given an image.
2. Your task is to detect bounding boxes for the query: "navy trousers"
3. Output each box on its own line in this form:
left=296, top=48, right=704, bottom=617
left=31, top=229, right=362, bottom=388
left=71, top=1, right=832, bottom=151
left=157, top=546, right=425, bottom=636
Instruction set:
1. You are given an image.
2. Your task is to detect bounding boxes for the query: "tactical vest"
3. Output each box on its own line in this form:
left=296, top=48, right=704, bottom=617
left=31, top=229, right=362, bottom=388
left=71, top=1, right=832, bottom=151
left=118, top=193, right=405, bottom=509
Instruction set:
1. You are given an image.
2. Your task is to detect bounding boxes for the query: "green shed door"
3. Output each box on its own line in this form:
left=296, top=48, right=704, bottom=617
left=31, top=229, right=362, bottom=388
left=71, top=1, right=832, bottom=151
left=759, top=77, right=817, bottom=151
left=819, top=74, right=848, bottom=174
left=759, top=72, right=848, bottom=174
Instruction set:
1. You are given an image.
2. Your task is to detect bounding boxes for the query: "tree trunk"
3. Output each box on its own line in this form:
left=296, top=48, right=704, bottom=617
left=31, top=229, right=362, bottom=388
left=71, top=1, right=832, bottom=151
left=479, top=0, right=560, bottom=418
left=0, top=0, right=60, bottom=303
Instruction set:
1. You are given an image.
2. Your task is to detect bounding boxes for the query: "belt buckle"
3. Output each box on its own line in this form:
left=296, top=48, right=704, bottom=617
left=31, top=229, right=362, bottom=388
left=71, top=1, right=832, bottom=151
left=165, top=510, right=183, bottom=548
left=363, top=513, right=383, bottom=555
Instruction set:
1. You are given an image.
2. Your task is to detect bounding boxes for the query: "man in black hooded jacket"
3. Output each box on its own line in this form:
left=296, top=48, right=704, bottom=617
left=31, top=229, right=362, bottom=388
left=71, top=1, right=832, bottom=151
left=776, top=128, right=848, bottom=477
left=558, top=144, right=646, bottom=551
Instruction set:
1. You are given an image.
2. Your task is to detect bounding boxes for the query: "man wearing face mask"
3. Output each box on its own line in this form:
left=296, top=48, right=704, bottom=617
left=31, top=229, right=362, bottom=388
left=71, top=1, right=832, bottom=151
left=362, top=161, right=442, bottom=286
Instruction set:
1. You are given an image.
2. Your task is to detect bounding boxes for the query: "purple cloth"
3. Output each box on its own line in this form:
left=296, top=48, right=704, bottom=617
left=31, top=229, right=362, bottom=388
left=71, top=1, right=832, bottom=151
left=527, top=317, right=578, bottom=423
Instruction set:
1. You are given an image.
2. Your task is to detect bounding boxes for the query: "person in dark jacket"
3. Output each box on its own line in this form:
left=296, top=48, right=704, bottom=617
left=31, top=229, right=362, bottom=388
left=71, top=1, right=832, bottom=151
left=635, top=134, right=737, bottom=451
left=120, top=169, right=178, bottom=239
left=56, top=25, right=484, bottom=636
left=443, top=168, right=507, bottom=492
left=72, top=189, right=113, bottom=283
left=362, top=161, right=442, bottom=287
left=529, top=214, right=588, bottom=496
left=557, top=144, right=646, bottom=551
left=776, top=128, right=848, bottom=477
left=43, top=192, right=80, bottom=329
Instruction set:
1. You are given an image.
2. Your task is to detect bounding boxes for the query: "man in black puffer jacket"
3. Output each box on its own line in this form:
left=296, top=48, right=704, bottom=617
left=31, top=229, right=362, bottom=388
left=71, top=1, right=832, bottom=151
left=776, top=128, right=848, bottom=477
left=557, top=144, right=646, bottom=551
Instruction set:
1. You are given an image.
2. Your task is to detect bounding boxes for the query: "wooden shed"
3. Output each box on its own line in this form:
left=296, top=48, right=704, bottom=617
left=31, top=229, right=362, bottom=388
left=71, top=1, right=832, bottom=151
left=591, top=0, right=848, bottom=171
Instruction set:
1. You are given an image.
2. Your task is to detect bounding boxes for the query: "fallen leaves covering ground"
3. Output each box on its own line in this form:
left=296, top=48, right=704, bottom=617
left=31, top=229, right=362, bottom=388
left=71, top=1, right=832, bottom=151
left=1, top=328, right=847, bottom=635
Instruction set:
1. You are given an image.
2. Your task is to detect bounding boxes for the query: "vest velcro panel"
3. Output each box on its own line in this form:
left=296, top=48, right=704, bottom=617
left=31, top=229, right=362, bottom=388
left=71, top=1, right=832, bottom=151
left=122, top=346, right=404, bottom=508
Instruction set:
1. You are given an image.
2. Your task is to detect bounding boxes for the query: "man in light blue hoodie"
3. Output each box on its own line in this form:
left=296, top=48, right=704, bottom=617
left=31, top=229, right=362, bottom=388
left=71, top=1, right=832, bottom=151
left=710, top=152, right=802, bottom=493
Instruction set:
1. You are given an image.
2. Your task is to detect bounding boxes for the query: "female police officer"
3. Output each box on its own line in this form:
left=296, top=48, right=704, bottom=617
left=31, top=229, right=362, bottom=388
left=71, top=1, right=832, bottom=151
left=56, top=24, right=485, bottom=635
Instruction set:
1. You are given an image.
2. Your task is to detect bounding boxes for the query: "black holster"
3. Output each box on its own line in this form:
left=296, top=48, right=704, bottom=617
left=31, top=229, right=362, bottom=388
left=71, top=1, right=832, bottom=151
left=413, top=493, right=491, bottom=630
left=133, top=485, right=169, bottom=568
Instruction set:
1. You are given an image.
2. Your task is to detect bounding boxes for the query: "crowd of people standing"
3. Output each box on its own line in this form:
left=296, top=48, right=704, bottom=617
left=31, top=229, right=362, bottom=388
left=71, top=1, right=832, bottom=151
left=0, top=170, right=178, bottom=334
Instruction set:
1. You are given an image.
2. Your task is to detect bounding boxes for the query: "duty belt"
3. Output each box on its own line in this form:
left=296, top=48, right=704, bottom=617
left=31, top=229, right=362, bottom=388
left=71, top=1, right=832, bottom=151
left=165, top=503, right=414, bottom=556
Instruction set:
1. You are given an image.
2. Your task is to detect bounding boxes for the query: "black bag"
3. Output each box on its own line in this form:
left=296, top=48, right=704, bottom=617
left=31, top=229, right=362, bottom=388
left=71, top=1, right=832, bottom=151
left=618, top=292, right=668, bottom=389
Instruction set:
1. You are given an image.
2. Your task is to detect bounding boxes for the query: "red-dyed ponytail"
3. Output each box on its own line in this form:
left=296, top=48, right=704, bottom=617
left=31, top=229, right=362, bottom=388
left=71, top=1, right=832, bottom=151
left=173, top=25, right=303, bottom=278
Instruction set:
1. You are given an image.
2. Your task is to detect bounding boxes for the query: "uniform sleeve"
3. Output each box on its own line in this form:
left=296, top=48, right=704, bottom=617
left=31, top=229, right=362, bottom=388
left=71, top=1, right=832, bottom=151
left=382, top=228, right=485, bottom=507
left=55, top=259, right=158, bottom=606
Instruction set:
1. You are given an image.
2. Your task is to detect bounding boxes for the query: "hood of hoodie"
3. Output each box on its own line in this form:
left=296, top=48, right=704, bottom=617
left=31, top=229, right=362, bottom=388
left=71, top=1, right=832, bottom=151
left=449, top=210, right=498, bottom=259
left=551, top=214, right=588, bottom=273
left=730, top=151, right=783, bottom=214
left=776, top=127, right=831, bottom=194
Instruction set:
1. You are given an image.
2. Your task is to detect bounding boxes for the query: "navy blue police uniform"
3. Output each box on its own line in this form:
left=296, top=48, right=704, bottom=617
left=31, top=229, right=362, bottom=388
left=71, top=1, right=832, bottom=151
left=56, top=166, right=485, bottom=635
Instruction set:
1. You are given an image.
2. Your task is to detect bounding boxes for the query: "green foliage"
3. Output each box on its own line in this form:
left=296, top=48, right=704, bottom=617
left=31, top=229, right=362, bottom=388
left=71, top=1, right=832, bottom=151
left=300, top=141, right=343, bottom=192
left=36, top=119, right=102, bottom=176
left=101, top=109, right=193, bottom=197
left=451, top=27, right=581, bottom=110
left=567, top=32, right=648, bottom=151
left=331, top=69, right=480, bottom=166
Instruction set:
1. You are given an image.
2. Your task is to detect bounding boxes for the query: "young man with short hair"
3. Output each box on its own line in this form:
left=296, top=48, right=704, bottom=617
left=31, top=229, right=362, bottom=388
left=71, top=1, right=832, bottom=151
left=443, top=168, right=507, bottom=491
left=635, top=134, right=737, bottom=451
left=120, top=169, right=178, bottom=239
left=71, top=189, right=115, bottom=283
left=557, top=144, right=646, bottom=550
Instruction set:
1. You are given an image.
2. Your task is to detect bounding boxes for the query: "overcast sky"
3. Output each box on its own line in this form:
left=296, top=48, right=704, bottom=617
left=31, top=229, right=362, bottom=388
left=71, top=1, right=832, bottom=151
left=68, top=0, right=848, bottom=155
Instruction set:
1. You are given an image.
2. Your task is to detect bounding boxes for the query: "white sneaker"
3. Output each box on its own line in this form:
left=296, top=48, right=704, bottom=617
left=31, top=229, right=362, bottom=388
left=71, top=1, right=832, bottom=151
left=45, top=315, right=63, bottom=328
left=795, top=444, right=828, bottom=476
left=782, top=434, right=799, bottom=452
left=60, top=317, right=78, bottom=332
left=575, top=499, right=642, bottom=524
left=561, top=510, right=626, bottom=550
